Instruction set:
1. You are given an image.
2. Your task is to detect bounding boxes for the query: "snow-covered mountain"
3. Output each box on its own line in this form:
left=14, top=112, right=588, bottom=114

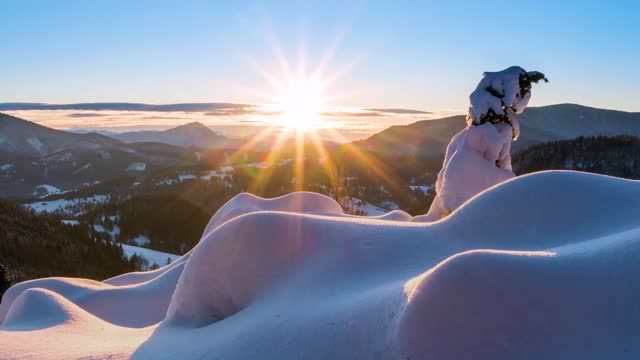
left=356, top=104, right=640, bottom=156
left=112, top=122, right=227, bottom=148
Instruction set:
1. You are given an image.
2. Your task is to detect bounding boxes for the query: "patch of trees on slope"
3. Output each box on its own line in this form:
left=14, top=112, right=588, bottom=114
left=513, top=135, right=640, bottom=179
left=0, top=199, right=144, bottom=293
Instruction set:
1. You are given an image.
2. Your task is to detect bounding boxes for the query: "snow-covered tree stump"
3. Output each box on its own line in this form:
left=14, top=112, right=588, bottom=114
left=419, top=66, right=547, bottom=221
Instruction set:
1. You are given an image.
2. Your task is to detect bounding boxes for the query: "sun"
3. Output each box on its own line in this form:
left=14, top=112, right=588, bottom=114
left=274, top=77, right=327, bottom=131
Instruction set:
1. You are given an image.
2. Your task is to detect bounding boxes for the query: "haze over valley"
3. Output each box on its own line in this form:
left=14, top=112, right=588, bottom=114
left=0, top=102, right=441, bottom=141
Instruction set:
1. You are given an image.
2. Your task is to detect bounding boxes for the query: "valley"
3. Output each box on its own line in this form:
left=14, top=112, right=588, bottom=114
left=2, top=103, right=640, bottom=279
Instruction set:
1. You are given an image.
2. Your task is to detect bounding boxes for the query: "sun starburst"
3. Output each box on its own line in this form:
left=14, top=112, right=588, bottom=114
left=218, top=22, right=410, bottom=203
left=273, top=77, right=326, bottom=131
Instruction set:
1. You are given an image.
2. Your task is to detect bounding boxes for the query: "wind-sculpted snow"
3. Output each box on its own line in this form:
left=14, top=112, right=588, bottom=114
left=441, top=171, right=640, bottom=248
left=361, top=209, right=413, bottom=222
left=103, top=252, right=190, bottom=287
left=2, top=171, right=640, bottom=359
left=1, top=288, right=80, bottom=331
left=202, top=191, right=345, bottom=236
left=0, top=260, right=186, bottom=328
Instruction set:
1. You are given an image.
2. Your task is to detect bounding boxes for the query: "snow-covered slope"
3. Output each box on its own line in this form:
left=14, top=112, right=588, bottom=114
left=2, top=170, right=640, bottom=359
left=121, top=244, right=179, bottom=269
left=24, top=195, right=109, bottom=215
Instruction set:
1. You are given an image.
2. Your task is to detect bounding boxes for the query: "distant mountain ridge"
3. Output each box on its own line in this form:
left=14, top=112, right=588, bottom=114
left=4, top=104, right=640, bottom=157
left=0, top=113, right=202, bottom=197
left=356, top=104, right=640, bottom=157
left=3, top=103, right=640, bottom=198
left=0, top=112, right=123, bottom=157
left=112, top=122, right=227, bottom=148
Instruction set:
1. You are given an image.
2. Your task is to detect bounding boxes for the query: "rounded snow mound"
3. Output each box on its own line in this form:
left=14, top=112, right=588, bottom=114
left=1, top=288, right=81, bottom=330
left=442, top=171, right=640, bottom=248
left=0, top=277, right=103, bottom=325
left=202, top=191, right=344, bottom=236
left=365, top=209, right=413, bottom=222
left=167, top=211, right=330, bottom=327
left=0, top=261, right=185, bottom=328
left=396, top=235, right=640, bottom=359
left=103, top=251, right=190, bottom=286
left=4, top=170, right=640, bottom=359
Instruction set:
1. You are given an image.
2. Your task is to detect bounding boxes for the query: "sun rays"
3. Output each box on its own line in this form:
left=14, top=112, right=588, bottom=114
left=273, top=77, right=326, bottom=131
left=218, top=22, right=413, bottom=204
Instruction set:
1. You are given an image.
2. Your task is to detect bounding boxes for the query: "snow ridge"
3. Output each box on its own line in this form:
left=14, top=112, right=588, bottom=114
left=1, top=171, right=640, bottom=359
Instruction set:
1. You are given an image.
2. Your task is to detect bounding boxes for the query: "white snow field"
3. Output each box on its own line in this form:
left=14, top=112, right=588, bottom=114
left=121, top=244, right=179, bottom=269
left=24, top=195, right=109, bottom=215
left=2, top=171, right=640, bottom=359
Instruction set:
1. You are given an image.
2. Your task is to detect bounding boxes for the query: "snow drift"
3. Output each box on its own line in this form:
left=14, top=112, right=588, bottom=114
left=0, top=259, right=186, bottom=328
left=1, top=171, right=640, bottom=359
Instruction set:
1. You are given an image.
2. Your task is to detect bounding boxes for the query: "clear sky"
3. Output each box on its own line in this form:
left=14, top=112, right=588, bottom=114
left=2, top=0, right=639, bottom=112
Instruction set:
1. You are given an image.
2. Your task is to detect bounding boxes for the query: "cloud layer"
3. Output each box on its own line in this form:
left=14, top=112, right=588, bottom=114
left=1, top=102, right=450, bottom=141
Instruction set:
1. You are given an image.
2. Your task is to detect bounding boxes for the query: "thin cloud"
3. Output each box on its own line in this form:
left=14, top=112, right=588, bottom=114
left=321, top=111, right=384, bottom=117
left=365, top=108, right=432, bottom=115
left=205, top=106, right=271, bottom=116
left=67, top=113, right=108, bottom=117
left=0, top=102, right=255, bottom=112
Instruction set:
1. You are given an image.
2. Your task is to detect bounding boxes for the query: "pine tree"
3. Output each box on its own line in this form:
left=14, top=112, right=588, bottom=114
left=0, top=263, right=13, bottom=296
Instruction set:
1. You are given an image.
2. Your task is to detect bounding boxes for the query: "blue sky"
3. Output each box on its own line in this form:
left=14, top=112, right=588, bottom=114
left=2, top=0, right=639, bottom=111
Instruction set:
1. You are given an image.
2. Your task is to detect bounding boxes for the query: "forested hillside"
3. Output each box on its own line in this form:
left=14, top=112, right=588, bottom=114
left=0, top=199, right=142, bottom=291
left=5, top=135, right=640, bottom=294
left=84, top=195, right=213, bottom=254
left=513, top=135, right=640, bottom=179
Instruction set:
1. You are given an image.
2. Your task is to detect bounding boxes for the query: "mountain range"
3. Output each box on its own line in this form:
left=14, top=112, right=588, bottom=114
left=2, top=103, right=640, bottom=198
left=0, top=113, right=203, bottom=197
left=0, top=113, right=122, bottom=158
left=356, top=104, right=640, bottom=156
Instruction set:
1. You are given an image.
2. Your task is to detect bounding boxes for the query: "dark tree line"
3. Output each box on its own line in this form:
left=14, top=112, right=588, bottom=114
left=0, top=199, right=142, bottom=293
left=513, top=135, right=640, bottom=179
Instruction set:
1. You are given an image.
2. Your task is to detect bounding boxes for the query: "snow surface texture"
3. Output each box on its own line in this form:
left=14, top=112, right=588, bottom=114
left=2, top=172, right=640, bottom=359
left=423, top=67, right=545, bottom=221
